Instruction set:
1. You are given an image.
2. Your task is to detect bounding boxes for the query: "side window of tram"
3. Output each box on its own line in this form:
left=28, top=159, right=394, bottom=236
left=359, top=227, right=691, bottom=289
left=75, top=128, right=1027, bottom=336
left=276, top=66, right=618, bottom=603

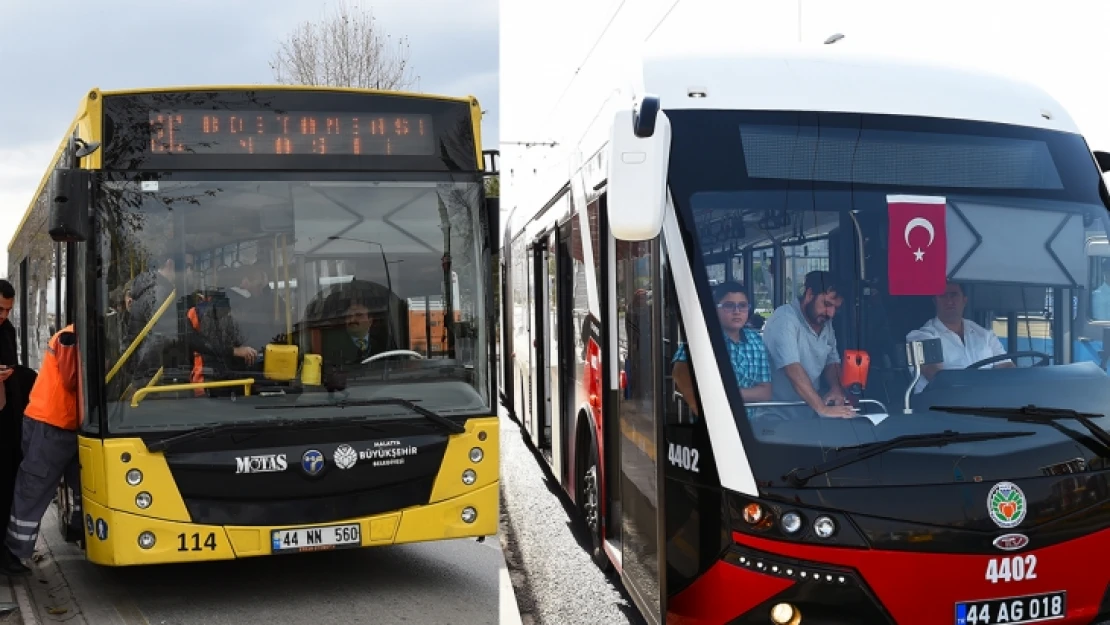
left=662, top=262, right=701, bottom=427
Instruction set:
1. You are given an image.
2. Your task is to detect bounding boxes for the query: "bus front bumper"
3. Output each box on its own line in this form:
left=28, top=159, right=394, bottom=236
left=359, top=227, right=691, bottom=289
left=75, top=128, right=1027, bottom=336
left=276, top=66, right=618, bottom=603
left=78, top=481, right=498, bottom=566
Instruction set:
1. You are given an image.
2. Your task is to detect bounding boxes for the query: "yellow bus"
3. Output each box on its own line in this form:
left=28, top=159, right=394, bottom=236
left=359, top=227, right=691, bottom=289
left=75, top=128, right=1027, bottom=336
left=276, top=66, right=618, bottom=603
left=8, top=85, right=500, bottom=566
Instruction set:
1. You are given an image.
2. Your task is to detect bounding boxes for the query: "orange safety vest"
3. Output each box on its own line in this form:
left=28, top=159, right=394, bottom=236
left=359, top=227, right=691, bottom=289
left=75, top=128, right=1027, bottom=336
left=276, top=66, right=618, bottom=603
left=25, top=324, right=81, bottom=431
left=187, top=304, right=205, bottom=396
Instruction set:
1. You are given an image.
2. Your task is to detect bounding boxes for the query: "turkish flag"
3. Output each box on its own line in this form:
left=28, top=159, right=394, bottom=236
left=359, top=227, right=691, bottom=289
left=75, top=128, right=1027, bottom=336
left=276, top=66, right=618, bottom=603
left=887, top=195, right=947, bottom=296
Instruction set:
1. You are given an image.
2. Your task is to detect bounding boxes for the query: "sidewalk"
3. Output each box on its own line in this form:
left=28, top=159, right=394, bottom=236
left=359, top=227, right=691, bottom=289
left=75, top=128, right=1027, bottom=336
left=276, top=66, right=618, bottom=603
left=0, top=573, right=26, bottom=625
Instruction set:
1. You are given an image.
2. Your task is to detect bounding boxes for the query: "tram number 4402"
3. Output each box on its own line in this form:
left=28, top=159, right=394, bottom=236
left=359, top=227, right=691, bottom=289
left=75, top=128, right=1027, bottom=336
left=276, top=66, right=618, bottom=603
left=985, top=555, right=1038, bottom=584
left=668, top=443, right=700, bottom=473
left=177, top=532, right=217, bottom=552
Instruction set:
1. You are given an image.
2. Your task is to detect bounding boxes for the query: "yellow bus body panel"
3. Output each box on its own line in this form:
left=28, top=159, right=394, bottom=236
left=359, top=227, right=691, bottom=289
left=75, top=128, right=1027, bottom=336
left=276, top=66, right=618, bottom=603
left=78, top=416, right=499, bottom=566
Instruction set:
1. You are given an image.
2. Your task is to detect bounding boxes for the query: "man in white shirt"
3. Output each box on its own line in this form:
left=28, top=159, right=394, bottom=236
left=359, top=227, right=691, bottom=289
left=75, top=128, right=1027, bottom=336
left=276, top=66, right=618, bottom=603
left=906, top=281, right=1013, bottom=393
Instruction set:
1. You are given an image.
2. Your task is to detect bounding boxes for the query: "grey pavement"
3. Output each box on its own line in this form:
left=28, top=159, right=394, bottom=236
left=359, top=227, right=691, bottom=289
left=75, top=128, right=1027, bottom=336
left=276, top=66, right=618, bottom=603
left=498, top=408, right=642, bottom=625
left=17, top=500, right=509, bottom=625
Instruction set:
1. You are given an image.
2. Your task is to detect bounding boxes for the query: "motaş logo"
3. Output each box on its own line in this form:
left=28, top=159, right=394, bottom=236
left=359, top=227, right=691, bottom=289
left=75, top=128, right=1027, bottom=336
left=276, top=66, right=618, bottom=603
left=235, top=454, right=288, bottom=474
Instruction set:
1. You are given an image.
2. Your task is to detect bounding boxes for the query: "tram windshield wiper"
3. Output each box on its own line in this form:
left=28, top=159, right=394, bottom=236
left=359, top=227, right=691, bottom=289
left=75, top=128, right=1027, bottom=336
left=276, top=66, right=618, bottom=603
left=930, top=404, right=1110, bottom=456
left=146, top=418, right=299, bottom=453
left=784, top=430, right=1034, bottom=487
left=264, top=397, right=466, bottom=434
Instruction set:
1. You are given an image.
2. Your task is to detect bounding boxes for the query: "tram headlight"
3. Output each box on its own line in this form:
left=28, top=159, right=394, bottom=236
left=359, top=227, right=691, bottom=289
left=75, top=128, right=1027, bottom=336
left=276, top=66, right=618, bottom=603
left=780, top=511, right=803, bottom=534
left=135, top=492, right=152, bottom=509
left=770, top=602, right=801, bottom=625
left=462, top=469, right=477, bottom=485
left=138, top=531, right=156, bottom=549
left=813, top=516, right=837, bottom=539
left=461, top=507, right=477, bottom=523
left=469, top=447, right=484, bottom=463
left=126, top=469, right=143, bottom=486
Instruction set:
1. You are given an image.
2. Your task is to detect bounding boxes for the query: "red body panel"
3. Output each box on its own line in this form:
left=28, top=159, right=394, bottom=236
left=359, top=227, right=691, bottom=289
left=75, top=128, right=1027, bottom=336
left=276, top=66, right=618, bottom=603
left=671, top=529, right=1107, bottom=624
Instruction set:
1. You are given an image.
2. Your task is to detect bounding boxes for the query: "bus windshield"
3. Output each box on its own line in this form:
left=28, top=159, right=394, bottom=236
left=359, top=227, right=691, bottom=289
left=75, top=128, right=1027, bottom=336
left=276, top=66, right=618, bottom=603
left=99, top=175, right=488, bottom=433
left=665, top=109, right=1110, bottom=488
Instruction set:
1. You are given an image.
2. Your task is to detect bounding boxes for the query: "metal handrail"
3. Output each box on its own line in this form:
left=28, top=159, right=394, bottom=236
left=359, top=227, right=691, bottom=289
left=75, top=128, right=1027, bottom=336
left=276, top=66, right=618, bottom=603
left=106, top=288, right=177, bottom=383
left=130, top=378, right=255, bottom=407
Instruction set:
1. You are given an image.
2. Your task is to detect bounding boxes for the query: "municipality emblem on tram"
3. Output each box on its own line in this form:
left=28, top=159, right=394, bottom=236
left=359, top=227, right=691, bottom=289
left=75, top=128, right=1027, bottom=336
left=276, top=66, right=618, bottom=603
left=987, top=481, right=1027, bottom=528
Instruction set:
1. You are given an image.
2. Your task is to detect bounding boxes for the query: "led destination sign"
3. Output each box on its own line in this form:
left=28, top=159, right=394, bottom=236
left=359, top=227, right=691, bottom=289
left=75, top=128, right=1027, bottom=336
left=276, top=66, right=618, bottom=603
left=147, top=110, right=435, bottom=156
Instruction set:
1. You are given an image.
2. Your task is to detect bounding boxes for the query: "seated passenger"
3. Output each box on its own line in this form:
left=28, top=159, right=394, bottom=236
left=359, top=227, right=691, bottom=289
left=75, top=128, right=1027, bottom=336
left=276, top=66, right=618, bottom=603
left=907, top=281, right=1013, bottom=393
left=762, top=271, right=855, bottom=418
left=320, top=300, right=376, bottom=366
left=672, top=282, right=771, bottom=416
left=1092, top=259, right=1110, bottom=320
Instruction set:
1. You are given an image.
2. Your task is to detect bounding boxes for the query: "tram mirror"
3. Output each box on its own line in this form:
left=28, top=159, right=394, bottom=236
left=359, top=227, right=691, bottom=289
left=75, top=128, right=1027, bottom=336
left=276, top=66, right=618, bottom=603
left=607, top=97, right=670, bottom=242
left=47, top=168, right=90, bottom=243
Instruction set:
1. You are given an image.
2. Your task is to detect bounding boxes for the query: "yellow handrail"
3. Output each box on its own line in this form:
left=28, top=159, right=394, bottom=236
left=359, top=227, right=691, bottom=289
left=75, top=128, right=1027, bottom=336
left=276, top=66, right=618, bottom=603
left=131, top=378, right=255, bottom=408
left=106, top=288, right=177, bottom=383
left=281, top=234, right=292, bottom=344
left=145, top=367, right=164, bottom=389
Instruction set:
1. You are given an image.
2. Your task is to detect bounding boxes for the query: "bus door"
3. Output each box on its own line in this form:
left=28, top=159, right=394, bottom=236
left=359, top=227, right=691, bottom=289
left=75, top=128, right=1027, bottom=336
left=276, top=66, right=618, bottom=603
left=524, top=241, right=542, bottom=442
left=539, top=230, right=557, bottom=456
left=612, top=233, right=664, bottom=624
left=555, top=220, right=574, bottom=485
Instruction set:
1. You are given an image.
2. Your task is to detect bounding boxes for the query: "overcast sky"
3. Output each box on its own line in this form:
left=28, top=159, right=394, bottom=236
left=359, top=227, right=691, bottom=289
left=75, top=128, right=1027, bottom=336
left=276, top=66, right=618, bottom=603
left=500, top=0, right=1110, bottom=234
left=0, top=0, right=497, bottom=275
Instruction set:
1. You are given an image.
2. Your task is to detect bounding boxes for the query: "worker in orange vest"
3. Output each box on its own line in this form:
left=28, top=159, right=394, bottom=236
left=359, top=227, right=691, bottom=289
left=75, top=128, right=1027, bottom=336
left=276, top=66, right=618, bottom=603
left=0, top=324, right=81, bottom=576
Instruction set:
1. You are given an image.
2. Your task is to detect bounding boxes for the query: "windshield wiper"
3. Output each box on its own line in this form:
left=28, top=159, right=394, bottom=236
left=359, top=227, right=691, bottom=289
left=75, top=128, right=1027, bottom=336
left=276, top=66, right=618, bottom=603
left=783, top=430, right=1034, bottom=487
left=264, top=397, right=467, bottom=434
left=930, top=404, right=1110, bottom=455
left=146, top=418, right=299, bottom=453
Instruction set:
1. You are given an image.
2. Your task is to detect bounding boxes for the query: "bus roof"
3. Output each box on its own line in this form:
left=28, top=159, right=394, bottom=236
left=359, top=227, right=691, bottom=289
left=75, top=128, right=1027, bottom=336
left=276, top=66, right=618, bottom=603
left=99, top=84, right=478, bottom=107
left=8, top=84, right=482, bottom=254
left=641, top=43, right=1080, bottom=134
left=504, top=44, right=1088, bottom=239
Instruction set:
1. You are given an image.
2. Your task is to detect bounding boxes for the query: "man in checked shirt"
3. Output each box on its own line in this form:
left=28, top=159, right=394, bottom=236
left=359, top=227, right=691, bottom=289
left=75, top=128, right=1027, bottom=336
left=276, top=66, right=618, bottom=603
left=672, top=281, right=771, bottom=418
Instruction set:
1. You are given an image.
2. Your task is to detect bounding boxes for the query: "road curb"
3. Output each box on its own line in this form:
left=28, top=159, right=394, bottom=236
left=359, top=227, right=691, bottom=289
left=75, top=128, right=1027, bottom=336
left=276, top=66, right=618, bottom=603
left=499, top=541, right=523, bottom=625
left=13, top=577, right=37, bottom=625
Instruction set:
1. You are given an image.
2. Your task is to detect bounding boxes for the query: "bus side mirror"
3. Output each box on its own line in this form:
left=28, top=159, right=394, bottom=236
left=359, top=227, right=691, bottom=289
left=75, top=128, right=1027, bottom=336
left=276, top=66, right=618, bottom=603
left=48, top=168, right=91, bottom=243
left=485, top=196, right=499, bottom=250
left=607, top=96, right=670, bottom=242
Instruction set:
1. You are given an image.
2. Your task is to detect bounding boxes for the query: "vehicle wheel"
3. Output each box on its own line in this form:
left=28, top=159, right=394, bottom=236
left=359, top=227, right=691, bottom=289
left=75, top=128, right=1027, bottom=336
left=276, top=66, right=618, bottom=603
left=579, top=441, right=611, bottom=572
left=55, top=480, right=82, bottom=544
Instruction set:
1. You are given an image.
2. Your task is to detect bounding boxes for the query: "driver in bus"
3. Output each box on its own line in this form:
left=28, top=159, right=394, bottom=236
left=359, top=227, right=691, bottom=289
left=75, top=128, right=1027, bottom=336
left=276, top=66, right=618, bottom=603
left=761, top=271, right=856, bottom=418
left=671, top=281, right=771, bottom=417
left=906, top=280, right=1013, bottom=393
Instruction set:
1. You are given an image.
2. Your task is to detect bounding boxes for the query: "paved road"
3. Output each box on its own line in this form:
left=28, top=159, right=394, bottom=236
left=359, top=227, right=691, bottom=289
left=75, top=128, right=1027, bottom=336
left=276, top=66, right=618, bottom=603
left=19, top=502, right=507, bottom=625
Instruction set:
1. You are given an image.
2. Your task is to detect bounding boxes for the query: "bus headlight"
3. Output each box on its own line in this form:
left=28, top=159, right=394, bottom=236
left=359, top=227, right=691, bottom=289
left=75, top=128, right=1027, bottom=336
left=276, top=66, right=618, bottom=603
left=138, top=531, right=156, bottom=549
left=781, top=511, right=803, bottom=534
left=126, top=469, right=143, bottom=486
left=462, top=469, right=477, bottom=485
left=461, top=507, right=477, bottom=523
left=469, top=447, right=484, bottom=463
left=136, top=492, right=152, bottom=509
left=813, top=516, right=837, bottom=539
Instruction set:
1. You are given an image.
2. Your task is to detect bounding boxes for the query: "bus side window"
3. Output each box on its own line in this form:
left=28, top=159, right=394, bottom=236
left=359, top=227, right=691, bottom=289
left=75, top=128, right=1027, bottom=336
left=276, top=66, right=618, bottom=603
left=662, top=254, right=700, bottom=426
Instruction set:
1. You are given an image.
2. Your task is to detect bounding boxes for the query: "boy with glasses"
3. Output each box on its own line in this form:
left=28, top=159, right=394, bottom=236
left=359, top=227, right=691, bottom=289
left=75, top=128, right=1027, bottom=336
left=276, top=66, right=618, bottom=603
left=672, top=281, right=771, bottom=417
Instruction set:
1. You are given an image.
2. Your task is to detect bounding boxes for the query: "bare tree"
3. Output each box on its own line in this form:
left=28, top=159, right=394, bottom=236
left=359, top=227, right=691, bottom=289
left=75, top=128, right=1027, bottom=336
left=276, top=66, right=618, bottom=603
left=269, top=0, right=419, bottom=91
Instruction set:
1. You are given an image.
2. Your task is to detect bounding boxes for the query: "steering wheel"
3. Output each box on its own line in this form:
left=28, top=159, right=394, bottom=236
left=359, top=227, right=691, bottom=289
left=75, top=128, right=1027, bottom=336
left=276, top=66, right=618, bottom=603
left=362, top=349, right=426, bottom=365
left=967, top=351, right=1051, bottom=369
